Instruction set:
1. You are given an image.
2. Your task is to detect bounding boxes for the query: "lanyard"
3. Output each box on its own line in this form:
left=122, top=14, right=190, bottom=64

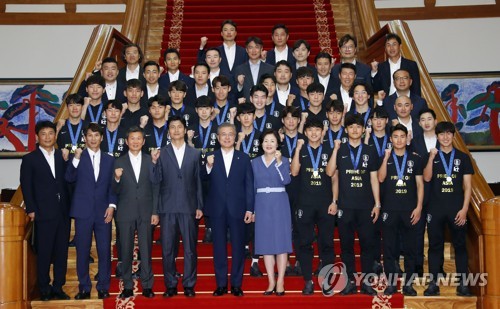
left=439, top=148, right=456, bottom=182
left=355, top=107, right=371, bottom=126
left=106, top=129, right=118, bottom=154
left=88, top=104, right=103, bottom=123
left=154, top=124, right=167, bottom=148
left=215, top=102, right=229, bottom=125
left=268, top=100, right=276, bottom=115
left=67, top=120, right=82, bottom=148
left=392, top=151, right=408, bottom=185
left=171, top=105, right=185, bottom=116
left=347, top=143, right=363, bottom=170
left=253, top=114, right=267, bottom=132
left=299, top=96, right=310, bottom=111
left=285, top=135, right=297, bottom=157
left=328, top=127, right=344, bottom=149
left=307, top=144, right=322, bottom=174
left=199, top=122, right=212, bottom=150
left=373, top=134, right=388, bottom=157
left=241, top=130, right=255, bottom=154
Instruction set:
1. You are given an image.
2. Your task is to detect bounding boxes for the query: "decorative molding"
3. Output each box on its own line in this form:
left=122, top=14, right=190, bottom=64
left=313, top=0, right=333, bottom=54
left=167, top=0, right=184, bottom=50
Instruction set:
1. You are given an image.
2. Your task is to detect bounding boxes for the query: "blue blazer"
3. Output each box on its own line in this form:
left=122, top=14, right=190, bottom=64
left=233, top=61, right=275, bottom=101
left=158, top=71, right=195, bottom=92
left=197, top=44, right=248, bottom=75
left=265, top=47, right=296, bottom=67
left=372, top=57, right=421, bottom=96
left=382, top=92, right=428, bottom=121
left=77, top=76, right=127, bottom=104
left=20, top=147, right=69, bottom=221
left=202, top=149, right=254, bottom=218
left=331, top=61, right=373, bottom=88
left=65, top=150, right=117, bottom=220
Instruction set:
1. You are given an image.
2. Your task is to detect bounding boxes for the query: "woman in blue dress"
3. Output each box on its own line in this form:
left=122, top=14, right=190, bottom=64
left=251, top=129, right=292, bottom=296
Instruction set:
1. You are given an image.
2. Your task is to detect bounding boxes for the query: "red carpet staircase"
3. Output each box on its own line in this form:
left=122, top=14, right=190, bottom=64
left=160, top=0, right=341, bottom=73
left=103, top=222, right=404, bottom=308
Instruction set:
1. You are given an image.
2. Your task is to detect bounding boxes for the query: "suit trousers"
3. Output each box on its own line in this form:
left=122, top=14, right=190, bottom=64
left=75, top=217, right=111, bottom=292
left=160, top=213, right=198, bottom=289
left=117, top=219, right=154, bottom=290
left=35, top=213, right=70, bottom=294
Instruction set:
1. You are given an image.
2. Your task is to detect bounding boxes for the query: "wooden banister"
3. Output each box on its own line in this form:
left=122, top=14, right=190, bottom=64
left=354, top=2, right=497, bottom=308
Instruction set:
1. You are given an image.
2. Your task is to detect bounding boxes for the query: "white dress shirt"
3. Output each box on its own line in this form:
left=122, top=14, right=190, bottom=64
left=276, top=84, right=291, bottom=106
left=209, top=69, right=220, bottom=85
left=274, top=46, right=289, bottom=63
left=129, top=151, right=142, bottom=182
left=72, top=148, right=100, bottom=181
left=168, top=70, right=180, bottom=83
left=195, top=84, right=209, bottom=98
left=318, top=74, right=330, bottom=95
left=147, top=84, right=159, bottom=98
left=172, top=142, right=186, bottom=169
left=249, top=61, right=260, bottom=85
left=40, top=147, right=55, bottom=178
left=105, top=81, right=117, bottom=100
left=340, top=86, right=353, bottom=111
left=206, top=148, right=234, bottom=176
left=389, top=56, right=402, bottom=95
left=126, top=65, right=140, bottom=81
left=224, top=43, right=236, bottom=71
left=424, top=135, right=437, bottom=152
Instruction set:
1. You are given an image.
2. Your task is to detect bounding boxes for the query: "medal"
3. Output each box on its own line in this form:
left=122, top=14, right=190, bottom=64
left=199, top=122, right=212, bottom=152
left=285, top=135, right=298, bottom=158
left=154, top=123, right=168, bottom=148
left=373, top=134, right=388, bottom=157
left=106, top=128, right=118, bottom=154
left=253, top=113, right=267, bottom=132
left=392, top=151, right=408, bottom=187
left=71, top=145, right=77, bottom=151
left=87, top=103, right=103, bottom=123
left=214, top=101, right=229, bottom=125
left=67, top=120, right=83, bottom=152
left=439, top=148, right=456, bottom=186
left=347, top=143, right=363, bottom=170
left=328, top=127, right=344, bottom=149
left=241, top=130, right=255, bottom=155
left=307, top=144, right=322, bottom=177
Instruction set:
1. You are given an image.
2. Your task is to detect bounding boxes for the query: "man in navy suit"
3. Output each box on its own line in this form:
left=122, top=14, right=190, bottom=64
left=233, top=37, right=274, bottom=101
left=198, top=20, right=248, bottom=74
left=371, top=33, right=421, bottom=97
left=65, top=123, right=117, bottom=300
left=20, top=121, right=71, bottom=301
left=118, top=43, right=147, bottom=86
left=381, top=69, right=428, bottom=121
left=203, top=123, right=254, bottom=297
left=264, top=24, right=296, bottom=68
left=158, top=48, right=195, bottom=95
left=331, top=34, right=372, bottom=88
left=150, top=115, right=203, bottom=298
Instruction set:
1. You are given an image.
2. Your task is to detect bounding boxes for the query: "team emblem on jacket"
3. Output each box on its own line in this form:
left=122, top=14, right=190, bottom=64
left=407, top=160, right=414, bottom=174
left=341, top=137, right=348, bottom=144
left=382, top=212, right=389, bottom=222
left=427, top=214, right=432, bottom=224
left=266, top=123, right=272, bottom=129
left=321, top=153, right=329, bottom=166
left=453, top=159, right=461, bottom=172
left=297, top=209, right=303, bottom=219
left=362, top=154, right=369, bottom=168
left=337, top=209, right=343, bottom=219
left=273, top=111, right=280, bottom=118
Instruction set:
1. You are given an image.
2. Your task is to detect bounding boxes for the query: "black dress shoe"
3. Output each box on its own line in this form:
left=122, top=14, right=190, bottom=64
left=402, top=285, right=417, bottom=296
left=360, top=283, right=377, bottom=296
left=142, top=289, right=155, bottom=298
left=40, top=292, right=52, bottom=301
left=213, top=286, right=227, bottom=296
left=456, top=284, right=473, bottom=297
left=250, top=262, right=263, bottom=277
left=163, top=288, right=178, bottom=297
left=384, top=285, right=398, bottom=296
left=184, top=287, right=196, bottom=297
left=202, top=228, right=212, bottom=243
left=68, top=238, right=76, bottom=247
left=52, top=290, right=70, bottom=300
left=119, top=288, right=134, bottom=299
left=340, top=281, right=357, bottom=295
left=424, top=281, right=440, bottom=296
left=98, top=290, right=110, bottom=299
left=231, top=286, right=244, bottom=297
left=302, top=280, right=314, bottom=295
left=74, top=291, right=91, bottom=300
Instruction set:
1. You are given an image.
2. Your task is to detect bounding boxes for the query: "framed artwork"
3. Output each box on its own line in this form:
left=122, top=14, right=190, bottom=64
left=0, top=79, right=70, bottom=157
left=432, top=72, right=500, bottom=150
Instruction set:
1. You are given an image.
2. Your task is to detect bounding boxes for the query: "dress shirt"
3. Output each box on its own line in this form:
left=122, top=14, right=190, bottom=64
left=209, top=69, right=220, bottom=85
left=224, top=42, right=236, bottom=71
left=147, top=84, right=159, bottom=98
left=126, top=65, right=140, bottom=81
left=206, top=148, right=234, bottom=176
left=40, top=146, right=55, bottom=178
left=277, top=84, right=291, bottom=106
left=195, top=84, right=209, bottom=98
left=274, top=46, right=289, bottom=63
left=398, top=117, right=413, bottom=144
left=318, top=74, right=330, bottom=95
left=249, top=61, right=260, bottom=85
left=389, top=56, right=402, bottom=95
left=340, top=86, right=353, bottom=111
left=172, top=142, right=186, bottom=169
left=129, top=151, right=142, bottom=182
left=424, top=135, right=437, bottom=152
left=105, top=81, right=117, bottom=100
left=168, top=71, right=180, bottom=83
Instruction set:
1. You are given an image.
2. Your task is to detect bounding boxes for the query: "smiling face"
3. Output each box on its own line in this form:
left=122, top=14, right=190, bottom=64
left=308, top=91, right=324, bottom=108
left=196, top=106, right=213, bottom=121
left=237, top=112, right=256, bottom=128
left=218, top=125, right=236, bottom=149
left=86, top=83, right=104, bottom=101
left=205, top=50, right=222, bottom=70
left=37, top=127, right=56, bottom=150
left=67, top=102, right=83, bottom=119
left=164, top=52, right=180, bottom=72
left=394, top=97, right=413, bottom=119
left=168, top=120, right=187, bottom=141
left=250, top=90, right=267, bottom=111
left=168, top=88, right=186, bottom=105
left=293, top=43, right=310, bottom=63
left=101, top=62, right=118, bottom=83
left=124, top=46, right=140, bottom=65
left=339, top=39, right=356, bottom=62
left=352, top=84, right=370, bottom=106
left=282, top=113, right=299, bottom=132
left=419, top=112, right=437, bottom=133
left=246, top=41, right=263, bottom=61
left=274, top=64, right=292, bottom=85
left=85, top=129, right=103, bottom=151
left=262, top=133, right=279, bottom=155
left=327, top=109, right=343, bottom=126
left=305, top=126, right=323, bottom=143
left=105, top=105, right=121, bottom=124
left=126, top=131, right=145, bottom=152
left=372, top=115, right=388, bottom=132
left=213, top=82, right=231, bottom=102
left=393, top=70, right=412, bottom=92
left=315, top=57, right=332, bottom=77
left=385, top=38, right=401, bottom=59
left=437, top=131, right=454, bottom=148
left=339, top=68, right=355, bottom=89
left=261, top=77, right=276, bottom=98
left=143, top=64, right=159, bottom=85
left=124, top=87, right=143, bottom=105
left=346, top=123, right=364, bottom=140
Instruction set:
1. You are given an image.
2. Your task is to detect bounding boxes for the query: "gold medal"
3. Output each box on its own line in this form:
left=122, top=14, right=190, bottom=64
left=396, top=179, right=404, bottom=186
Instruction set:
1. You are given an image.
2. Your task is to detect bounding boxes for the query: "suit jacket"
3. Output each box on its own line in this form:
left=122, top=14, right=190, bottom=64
left=113, top=152, right=158, bottom=222
left=158, top=71, right=195, bottom=93
left=149, top=144, right=203, bottom=214
left=372, top=57, right=421, bottom=96
left=315, top=74, right=340, bottom=104
left=331, top=60, right=372, bottom=88
left=65, top=150, right=117, bottom=220
left=185, top=85, right=215, bottom=107
left=117, top=66, right=147, bottom=86
left=233, top=61, right=275, bottom=101
left=382, top=92, right=428, bottom=121
left=77, top=77, right=127, bottom=104
left=20, top=147, right=69, bottom=221
left=201, top=149, right=254, bottom=218
left=198, top=44, right=248, bottom=74
left=140, top=84, right=169, bottom=109
left=265, top=47, right=296, bottom=67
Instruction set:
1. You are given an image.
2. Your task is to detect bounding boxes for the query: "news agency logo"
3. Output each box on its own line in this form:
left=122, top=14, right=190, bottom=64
left=317, top=262, right=348, bottom=296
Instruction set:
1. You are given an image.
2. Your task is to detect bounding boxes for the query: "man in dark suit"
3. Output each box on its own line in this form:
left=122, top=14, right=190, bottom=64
left=113, top=126, right=158, bottom=299
left=158, top=48, right=195, bottom=94
left=150, top=115, right=203, bottom=298
left=20, top=121, right=71, bottom=301
left=382, top=69, right=428, bottom=121
left=371, top=33, right=421, bottom=97
left=197, top=19, right=248, bottom=74
left=264, top=24, right=296, bottom=68
left=331, top=34, right=372, bottom=88
left=117, top=43, right=147, bottom=86
left=202, top=123, right=254, bottom=297
left=65, top=123, right=117, bottom=300
left=233, top=37, right=274, bottom=102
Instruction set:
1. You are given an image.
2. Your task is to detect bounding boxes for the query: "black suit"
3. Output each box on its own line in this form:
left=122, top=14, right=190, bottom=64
left=331, top=60, right=373, bottom=88
left=117, top=66, right=147, bottom=86
left=20, top=147, right=70, bottom=295
left=265, top=47, right=296, bottom=67
left=198, top=44, right=248, bottom=74
left=77, top=79, right=127, bottom=104
left=372, top=57, right=421, bottom=96
left=233, top=61, right=274, bottom=101
left=382, top=92, right=428, bottom=121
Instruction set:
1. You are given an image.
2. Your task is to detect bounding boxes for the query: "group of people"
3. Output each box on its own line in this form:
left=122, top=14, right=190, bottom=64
left=20, top=20, right=474, bottom=302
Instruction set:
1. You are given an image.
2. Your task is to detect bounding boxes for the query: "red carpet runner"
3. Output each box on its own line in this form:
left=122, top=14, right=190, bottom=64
left=103, top=224, right=404, bottom=308
left=160, top=0, right=341, bottom=73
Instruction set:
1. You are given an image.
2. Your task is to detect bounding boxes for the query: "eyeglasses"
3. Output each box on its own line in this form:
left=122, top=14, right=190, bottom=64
left=394, top=76, right=410, bottom=81
left=341, top=45, right=355, bottom=51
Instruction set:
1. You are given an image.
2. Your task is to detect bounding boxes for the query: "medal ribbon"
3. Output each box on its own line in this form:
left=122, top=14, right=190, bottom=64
left=373, top=135, right=388, bottom=157
left=215, top=102, right=229, bottom=125
left=439, top=148, right=455, bottom=179
left=171, top=105, right=185, bottom=116
left=307, top=144, right=322, bottom=173
left=355, top=107, right=371, bottom=126
left=199, top=122, right=212, bottom=150
left=392, top=151, right=408, bottom=182
left=268, top=100, right=276, bottom=115
left=106, top=129, right=118, bottom=154
left=87, top=104, right=103, bottom=123
left=285, top=135, right=298, bottom=157
left=67, top=120, right=82, bottom=147
left=154, top=124, right=167, bottom=148
left=328, top=127, right=344, bottom=149
left=241, top=130, right=255, bottom=154
left=347, top=143, right=363, bottom=170
left=253, top=114, right=267, bottom=132
left=299, top=96, right=310, bottom=111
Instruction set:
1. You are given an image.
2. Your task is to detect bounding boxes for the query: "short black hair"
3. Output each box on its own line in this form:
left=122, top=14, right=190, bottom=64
left=293, top=39, right=311, bottom=51
left=338, top=34, right=358, bottom=49
left=315, top=51, right=332, bottom=64
left=102, top=57, right=118, bottom=67
left=168, top=115, right=187, bottom=129
left=281, top=106, right=301, bottom=120
left=435, top=121, right=456, bottom=135
left=194, top=62, right=210, bottom=73
left=237, top=102, right=256, bottom=116
left=344, top=113, right=364, bottom=127
left=296, top=66, right=315, bottom=79
left=340, top=62, right=357, bottom=74
left=386, top=33, right=402, bottom=45
left=245, top=36, right=263, bottom=47
left=195, top=95, right=212, bottom=108
left=65, top=93, right=83, bottom=106
left=349, top=82, right=372, bottom=98
left=35, top=120, right=56, bottom=135
left=126, top=78, right=142, bottom=89
left=168, top=80, right=187, bottom=92
left=371, top=106, right=389, bottom=119
left=163, top=48, right=180, bottom=60
left=86, top=75, right=106, bottom=88
left=306, top=83, right=325, bottom=94
left=148, top=95, right=168, bottom=107
left=272, top=23, right=289, bottom=35
left=303, top=118, right=324, bottom=131
left=84, top=122, right=103, bottom=136
left=126, top=126, right=144, bottom=138
left=221, top=19, right=237, bottom=31
left=122, top=43, right=144, bottom=64
left=259, top=73, right=277, bottom=85
left=274, top=60, right=292, bottom=73
left=205, top=47, right=221, bottom=57
left=392, top=68, right=411, bottom=80
left=212, top=75, right=231, bottom=87
left=250, top=84, right=269, bottom=97
left=104, top=99, right=123, bottom=110
left=391, top=123, right=408, bottom=136
left=325, top=99, right=344, bottom=113
left=419, top=108, right=437, bottom=119
left=143, top=60, right=160, bottom=71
